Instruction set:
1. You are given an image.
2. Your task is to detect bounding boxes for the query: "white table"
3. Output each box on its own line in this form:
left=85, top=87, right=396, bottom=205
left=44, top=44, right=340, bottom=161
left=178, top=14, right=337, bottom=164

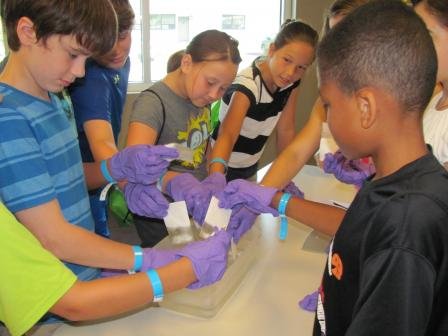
left=54, top=165, right=356, bottom=336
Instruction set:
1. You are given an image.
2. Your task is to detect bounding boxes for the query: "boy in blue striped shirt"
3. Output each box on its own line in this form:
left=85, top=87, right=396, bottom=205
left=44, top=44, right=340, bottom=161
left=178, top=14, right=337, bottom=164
left=0, top=1, right=231, bottom=332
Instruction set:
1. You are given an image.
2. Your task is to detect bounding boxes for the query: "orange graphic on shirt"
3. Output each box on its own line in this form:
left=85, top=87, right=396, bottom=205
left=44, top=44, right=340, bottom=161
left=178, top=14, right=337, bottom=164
left=331, top=253, right=343, bottom=280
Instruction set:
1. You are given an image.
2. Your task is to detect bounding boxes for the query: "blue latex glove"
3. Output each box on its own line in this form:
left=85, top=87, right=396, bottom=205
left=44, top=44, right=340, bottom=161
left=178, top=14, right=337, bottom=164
left=282, top=181, right=304, bottom=199
left=124, top=182, right=169, bottom=218
left=100, top=248, right=178, bottom=277
left=226, top=205, right=258, bottom=243
left=175, top=230, right=231, bottom=289
left=110, top=145, right=179, bottom=184
left=323, top=150, right=375, bottom=187
left=218, top=179, right=278, bottom=216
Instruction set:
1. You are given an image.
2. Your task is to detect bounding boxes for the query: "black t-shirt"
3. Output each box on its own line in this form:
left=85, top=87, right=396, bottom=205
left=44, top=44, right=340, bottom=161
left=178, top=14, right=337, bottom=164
left=313, top=154, right=448, bottom=336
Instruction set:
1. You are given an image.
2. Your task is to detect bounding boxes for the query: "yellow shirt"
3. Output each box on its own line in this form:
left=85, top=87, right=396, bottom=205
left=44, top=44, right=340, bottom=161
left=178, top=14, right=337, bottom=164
left=0, top=203, right=76, bottom=336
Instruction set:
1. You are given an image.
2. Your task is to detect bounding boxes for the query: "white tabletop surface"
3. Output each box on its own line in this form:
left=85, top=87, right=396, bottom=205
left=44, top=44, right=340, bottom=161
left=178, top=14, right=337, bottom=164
left=54, top=165, right=356, bottom=336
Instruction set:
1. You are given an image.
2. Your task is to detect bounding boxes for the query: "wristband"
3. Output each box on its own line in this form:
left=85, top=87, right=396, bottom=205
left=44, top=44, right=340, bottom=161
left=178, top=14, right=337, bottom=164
left=100, top=160, right=116, bottom=184
left=157, top=171, right=167, bottom=192
left=278, top=193, right=292, bottom=241
left=209, top=157, right=228, bottom=173
left=146, top=269, right=164, bottom=302
left=99, top=182, right=115, bottom=201
left=131, top=245, right=143, bottom=273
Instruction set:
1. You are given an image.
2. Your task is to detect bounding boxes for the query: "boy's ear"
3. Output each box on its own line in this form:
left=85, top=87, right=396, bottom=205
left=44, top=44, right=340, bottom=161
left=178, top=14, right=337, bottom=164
left=180, top=53, right=193, bottom=74
left=16, top=17, right=37, bottom=46
left=355, top=88, right=377, bottom=129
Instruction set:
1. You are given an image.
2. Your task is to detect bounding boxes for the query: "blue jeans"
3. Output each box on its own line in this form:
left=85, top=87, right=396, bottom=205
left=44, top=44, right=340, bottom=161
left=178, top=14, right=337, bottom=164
left=89, top=189, right=110, bottom=238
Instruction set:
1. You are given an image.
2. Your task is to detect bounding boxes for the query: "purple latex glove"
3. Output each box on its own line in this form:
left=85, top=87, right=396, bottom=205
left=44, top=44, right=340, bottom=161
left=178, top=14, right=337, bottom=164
left=141, top=248, right=178, bottom=271
left=124, top=182, right=169, bottom=218
left=165, top=173, right=200, bottom=202
left=100, top=269, right=127, bottom=278
left=189, top=173, right=227, bottom=225
left=218, top=179, right=278, bottom=216
left=298, top=290, right=318, bottom=312
left=100, top=249, right=177, bottom=278
left=165, top=173, right=201, bottom=220
left=282, top=181, right=305, bottom=199
left=175, top=230, right=231, bottom=289
left=226, top=205, right=258, bottom=243
left=166, top=173, right=225, bottom=225
left=110, top=145, right=179, bottom=184
left=323, top=150, right=375, bottom=187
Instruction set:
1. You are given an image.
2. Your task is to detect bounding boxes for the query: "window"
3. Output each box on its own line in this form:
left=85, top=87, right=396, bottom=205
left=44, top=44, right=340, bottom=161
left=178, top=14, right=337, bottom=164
left=150, top=14, right=176, bottom=30
left=128, top=0, right=289, bottom=92
left=0, top=24, right=6, bottom=61
left=222, top=15, right=245, bottom=30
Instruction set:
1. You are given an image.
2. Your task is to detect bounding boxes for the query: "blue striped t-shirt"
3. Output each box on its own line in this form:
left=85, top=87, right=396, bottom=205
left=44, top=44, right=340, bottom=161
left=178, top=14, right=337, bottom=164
left=0, top=83, right=98, bottom=280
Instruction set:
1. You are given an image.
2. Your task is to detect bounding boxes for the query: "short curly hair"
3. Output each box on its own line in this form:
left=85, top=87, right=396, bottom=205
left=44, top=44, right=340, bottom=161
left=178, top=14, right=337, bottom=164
left=317, top=0, right=437, bottom=115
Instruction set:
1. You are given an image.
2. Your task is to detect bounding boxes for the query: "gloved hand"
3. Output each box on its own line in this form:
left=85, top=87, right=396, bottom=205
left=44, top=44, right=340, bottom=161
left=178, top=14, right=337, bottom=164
left=141, top=248, right=178, bottom=271
left=218, top=179, right=278, bottom=216
left=175, top=230, right=231, bottom=289
left=100, top=248, right=178, bottom=277
left=124, top=182, right=169, bottom=218
left=165, top=173, right=201, bottom=219
left=201, top=172, right=227, bottom=195
left=189, top=173, right=227, bottom=225
left=323, top=150, right=375, bottom=187
left=298, top=290, right=319, bottom=312
left=166, top=173, right=224, bottom=225
left=226, top=205, right=258, bottom=243
left=165, top=173, right=201, bottom=202
left=282, top=181, right=305, bottom=199
left=110, top=145, right=179, bottom=184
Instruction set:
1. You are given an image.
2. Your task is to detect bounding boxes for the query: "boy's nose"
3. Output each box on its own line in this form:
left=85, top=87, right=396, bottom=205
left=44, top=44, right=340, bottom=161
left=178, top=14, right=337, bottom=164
left=72, top=59, right=86, bottom=79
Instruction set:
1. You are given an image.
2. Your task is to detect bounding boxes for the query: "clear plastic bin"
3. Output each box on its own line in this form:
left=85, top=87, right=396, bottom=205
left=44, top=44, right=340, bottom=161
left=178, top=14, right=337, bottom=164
left=157, top=222, right=261, bottom=318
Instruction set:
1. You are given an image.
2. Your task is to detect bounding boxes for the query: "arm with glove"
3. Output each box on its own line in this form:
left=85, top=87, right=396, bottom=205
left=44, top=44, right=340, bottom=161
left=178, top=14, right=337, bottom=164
left=84, top=144, right=179, bottom=189
left=50, top=230, right=231, bottom=322
left=108, top=144, right=179, bottom=184
left=219, top=179, right=345, bottom=236
left=102, top=229, right=231, bottom=289
left=95, top=144, right=179, bottom=219
left=323, top=150, right=375, bottom=188
left=216, top=180, right=279, bottom=242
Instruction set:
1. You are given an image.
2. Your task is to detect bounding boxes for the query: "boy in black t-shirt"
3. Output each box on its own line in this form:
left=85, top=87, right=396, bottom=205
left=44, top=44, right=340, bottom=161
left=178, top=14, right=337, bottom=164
left=217, top=0, right=448, bottom=334
left=314, top=0, right=448, bottom=333
left=305, top=1, right=448, bottom=334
